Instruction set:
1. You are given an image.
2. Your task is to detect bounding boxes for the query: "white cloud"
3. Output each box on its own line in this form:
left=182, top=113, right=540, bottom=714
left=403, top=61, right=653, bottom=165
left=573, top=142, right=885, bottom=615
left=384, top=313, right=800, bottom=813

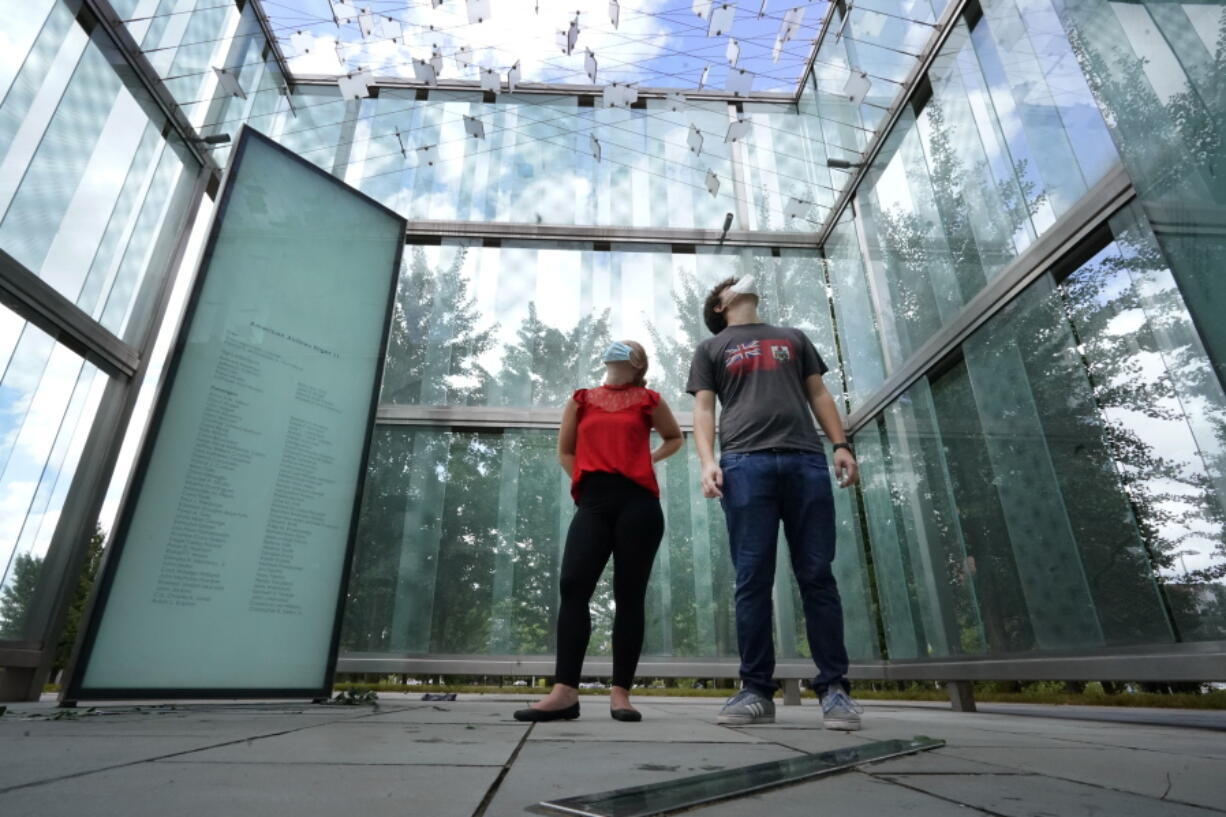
left=288, top=0, right=677, bottom=87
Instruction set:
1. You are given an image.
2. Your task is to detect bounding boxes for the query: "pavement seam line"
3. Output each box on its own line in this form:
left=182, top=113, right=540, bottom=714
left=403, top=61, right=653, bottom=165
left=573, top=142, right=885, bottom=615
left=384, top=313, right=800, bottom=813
left=0, top=708, right=382, bottom=796
left=911, top=757, right=1226, bottom=814
left=471, top=721, right=535, bottom=817
left=871, top=772, right=1014, bottom=816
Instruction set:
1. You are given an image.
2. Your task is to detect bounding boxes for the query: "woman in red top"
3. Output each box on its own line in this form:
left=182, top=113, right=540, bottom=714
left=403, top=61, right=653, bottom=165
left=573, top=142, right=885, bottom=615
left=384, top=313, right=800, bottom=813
left=515, top=340, right=682, bottom=723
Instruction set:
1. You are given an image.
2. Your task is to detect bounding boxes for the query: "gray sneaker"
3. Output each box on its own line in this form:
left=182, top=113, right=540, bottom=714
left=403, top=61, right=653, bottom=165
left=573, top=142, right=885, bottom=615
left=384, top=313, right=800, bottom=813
left=717, top=689, right=775, bottom=725
left=821, top=687, right=863, bottom=731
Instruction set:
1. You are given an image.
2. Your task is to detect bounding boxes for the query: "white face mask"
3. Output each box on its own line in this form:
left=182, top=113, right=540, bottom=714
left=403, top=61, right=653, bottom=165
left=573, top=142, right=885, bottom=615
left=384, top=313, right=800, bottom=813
left=729, top=275, right=757, bottom=297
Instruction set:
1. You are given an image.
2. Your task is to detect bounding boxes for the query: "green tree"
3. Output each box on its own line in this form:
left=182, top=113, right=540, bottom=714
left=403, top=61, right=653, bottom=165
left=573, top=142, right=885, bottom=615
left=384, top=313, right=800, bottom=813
left=380, top=246, right=496, bottom=406
left=0, top=552, right=43, bottom=639
left=54, top=526, right=106, bottom=674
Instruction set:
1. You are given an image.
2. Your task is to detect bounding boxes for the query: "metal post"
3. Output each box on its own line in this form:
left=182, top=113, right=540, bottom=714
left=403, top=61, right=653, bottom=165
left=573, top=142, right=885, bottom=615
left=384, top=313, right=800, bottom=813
left=946, top=680, right=976, bottom=712
left=782, top=678, right=803, bottom=706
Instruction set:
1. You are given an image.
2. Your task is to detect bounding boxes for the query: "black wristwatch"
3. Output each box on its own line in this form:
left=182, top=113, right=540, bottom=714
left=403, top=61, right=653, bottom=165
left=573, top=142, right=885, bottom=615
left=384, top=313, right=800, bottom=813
left=832, top=442, right=854, bottom=456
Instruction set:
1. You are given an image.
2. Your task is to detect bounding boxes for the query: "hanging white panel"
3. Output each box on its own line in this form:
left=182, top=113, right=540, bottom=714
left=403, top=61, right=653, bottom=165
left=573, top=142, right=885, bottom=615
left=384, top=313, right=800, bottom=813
left=688, top=124, right=704, bottom=155
left=708, top=3, right=735, bottom=36
left=464, top=115, right=486, bottom=139
left=726, top=67, right=754, bottom=95
left=725, top=118, right=751, bottom=142
left=467, top=0, right=491, bottom=23
left=726, top=38, right=740, bottom=66
left=337, top=69, right=374, bottom=99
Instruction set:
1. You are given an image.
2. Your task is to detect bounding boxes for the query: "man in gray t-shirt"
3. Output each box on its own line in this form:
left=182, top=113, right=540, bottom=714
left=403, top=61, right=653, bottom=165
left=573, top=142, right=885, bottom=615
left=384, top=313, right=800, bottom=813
left=687, top=323, right=829, bottom=454
left=686, top=275, right=862, bottom=730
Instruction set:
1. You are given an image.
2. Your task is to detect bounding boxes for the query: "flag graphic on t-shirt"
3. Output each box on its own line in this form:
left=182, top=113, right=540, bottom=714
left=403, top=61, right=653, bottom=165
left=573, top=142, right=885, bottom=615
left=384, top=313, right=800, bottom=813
left=725, top=340, right=761, bottom=367
left=723, top=339, right=796, bottom=374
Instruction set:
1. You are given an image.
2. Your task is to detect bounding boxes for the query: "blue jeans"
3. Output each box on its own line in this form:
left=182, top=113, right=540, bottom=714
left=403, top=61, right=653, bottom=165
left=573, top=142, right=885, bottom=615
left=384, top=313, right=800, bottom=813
left=720, top=450, right=849, bottom=697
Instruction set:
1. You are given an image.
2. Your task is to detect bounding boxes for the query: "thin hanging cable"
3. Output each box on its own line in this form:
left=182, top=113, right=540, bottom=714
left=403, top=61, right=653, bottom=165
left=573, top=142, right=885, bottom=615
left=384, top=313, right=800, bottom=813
left=242, top=80, right=855, bottom=193
left=267, top=91, right=841, bottom=200
left=119, top=3, right=238, bottom=22
left=138, top=0, right=822, bottom=86
left=325, top=93, right=836, bottom=224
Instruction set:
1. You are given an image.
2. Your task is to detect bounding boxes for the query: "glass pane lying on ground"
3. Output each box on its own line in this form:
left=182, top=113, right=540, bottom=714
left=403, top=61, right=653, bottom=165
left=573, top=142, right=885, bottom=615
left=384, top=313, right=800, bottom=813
left=540, top=737, right=944, bottom=817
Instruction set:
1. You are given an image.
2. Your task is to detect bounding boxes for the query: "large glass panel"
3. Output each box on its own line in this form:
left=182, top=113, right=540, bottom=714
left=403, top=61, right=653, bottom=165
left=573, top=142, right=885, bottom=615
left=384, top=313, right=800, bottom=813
left=0, top=15, right=200, bottom=342
left=862, top=201, right=1226, bottom=655
left=1060, top=204, right=1226, bottom=640
left=857, top=384, right=986, bottom=661
left=825, top=210, right=887, bottom=410
left=343, top=426, right=881, bottom=663
left=79, top=129, right=404, bottom=693
left=971, top=0, right=1119, bottom=225
left=1053, top=0, right=1226, bottom=404
left=842, top=0, right=1121, bottom=375
left=961, top=278, right=1172, bottom=649
left=0, top=307, right=107, bottom=641
left=929, top=361, right=1037, bottom=653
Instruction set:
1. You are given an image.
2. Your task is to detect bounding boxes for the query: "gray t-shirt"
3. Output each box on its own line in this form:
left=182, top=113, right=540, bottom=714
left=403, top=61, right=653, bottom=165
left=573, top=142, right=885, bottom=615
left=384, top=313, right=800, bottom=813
left=686, top=323, right=828, bottom=454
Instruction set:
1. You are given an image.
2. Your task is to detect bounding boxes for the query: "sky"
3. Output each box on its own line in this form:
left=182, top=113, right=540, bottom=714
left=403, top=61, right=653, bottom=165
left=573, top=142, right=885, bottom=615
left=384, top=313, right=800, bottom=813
left=261, top=0, right=828, bottom=93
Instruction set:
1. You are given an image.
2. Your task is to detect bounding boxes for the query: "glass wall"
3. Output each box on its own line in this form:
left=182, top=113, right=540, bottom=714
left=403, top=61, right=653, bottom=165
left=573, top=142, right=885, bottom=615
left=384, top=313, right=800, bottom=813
left=378, top=241, right=845, bottom=409
left=0, top=308, right=107, bottom=641
left=1052, top=0, right=1226, bottom=415
left=0, top=0, right=219, bottom=688
left=858, top=201, right=1226, bottom=659
left=0, top=1, right=200, bottom=344
left=346, top=240, right=879, bottom=663
left=833, top=0, right=1121, bottom=409
left=343, top=425, right=881, bottom=662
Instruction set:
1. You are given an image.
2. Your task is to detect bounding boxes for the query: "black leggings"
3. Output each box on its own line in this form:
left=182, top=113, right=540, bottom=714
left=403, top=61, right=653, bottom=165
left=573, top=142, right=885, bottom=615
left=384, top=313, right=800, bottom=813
left=555, top=472, right=665, bottom=689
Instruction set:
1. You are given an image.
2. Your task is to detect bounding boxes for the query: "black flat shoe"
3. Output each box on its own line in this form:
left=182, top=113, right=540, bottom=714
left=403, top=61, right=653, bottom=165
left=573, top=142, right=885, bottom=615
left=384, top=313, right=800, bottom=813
left=610, top=708, right=641, bottom=722
left=513, top=702, right=580, bottom=722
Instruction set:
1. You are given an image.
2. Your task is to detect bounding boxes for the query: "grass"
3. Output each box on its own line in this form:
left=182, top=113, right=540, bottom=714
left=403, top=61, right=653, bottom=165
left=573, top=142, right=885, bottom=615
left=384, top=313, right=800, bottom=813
left=331, top=681, right=1226, bottom=710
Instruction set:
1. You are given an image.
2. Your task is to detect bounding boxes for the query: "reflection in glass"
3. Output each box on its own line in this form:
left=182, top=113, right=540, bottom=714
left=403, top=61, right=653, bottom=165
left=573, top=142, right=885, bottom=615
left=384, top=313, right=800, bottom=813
left=860, top=200, right=1226, bottom=655
left=378, top=243, right=846, bottom=409
left=0, top=308, right=106, bottom=641
left=839, top=0, right=1120, bottom=376
left=1054, top=0, right=1226, bottom=432
left=343, top=426, right=881, bottom=662
left=1061, top=204, right=1226, bottom=640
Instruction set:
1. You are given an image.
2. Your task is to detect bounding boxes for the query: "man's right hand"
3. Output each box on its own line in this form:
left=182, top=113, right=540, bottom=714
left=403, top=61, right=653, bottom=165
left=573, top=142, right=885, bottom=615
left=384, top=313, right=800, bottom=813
left=701, top=461, right=724, bottom=499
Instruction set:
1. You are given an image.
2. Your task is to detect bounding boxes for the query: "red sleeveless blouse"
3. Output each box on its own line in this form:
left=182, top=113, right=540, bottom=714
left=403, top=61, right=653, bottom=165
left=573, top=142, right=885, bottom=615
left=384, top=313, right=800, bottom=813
left=570, top=385, right=661, bottom=502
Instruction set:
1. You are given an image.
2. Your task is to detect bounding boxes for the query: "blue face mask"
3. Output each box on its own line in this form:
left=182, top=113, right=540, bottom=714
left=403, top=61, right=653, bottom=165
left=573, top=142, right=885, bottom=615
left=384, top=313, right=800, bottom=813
left=601, top=341, right=634, bottom=363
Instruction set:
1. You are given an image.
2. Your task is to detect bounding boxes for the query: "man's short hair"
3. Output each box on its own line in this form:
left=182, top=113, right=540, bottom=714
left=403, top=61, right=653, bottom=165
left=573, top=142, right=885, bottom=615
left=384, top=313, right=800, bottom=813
left=703, top=277, right=739, bottom=335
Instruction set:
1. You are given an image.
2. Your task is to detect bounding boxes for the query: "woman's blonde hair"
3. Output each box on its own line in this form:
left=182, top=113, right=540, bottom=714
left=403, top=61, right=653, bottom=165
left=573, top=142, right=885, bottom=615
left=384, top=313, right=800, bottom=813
left=623, top=340, right=649, bottom=387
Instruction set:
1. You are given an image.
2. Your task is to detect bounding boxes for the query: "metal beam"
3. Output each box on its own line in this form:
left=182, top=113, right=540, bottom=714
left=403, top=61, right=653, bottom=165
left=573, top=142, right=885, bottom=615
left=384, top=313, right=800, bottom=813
left=403, top=219, right=821, bottom=249
left=292, top=74, right=796, bottom=105
left=812, top=0, right=971, bottom=248
left=845, top=163, right=1135, bottom=434
left=879, top=641, right=1226, bottom=683
left=376, top=405, right=695, bottom=430
left=0, top=248, right=139, bottom=379
left=336, top=654, right=886, bottom=680
left=245, top=0, right=295, bottom=90
left=792, top=0, right=840, bottom=103
left=338, top=639, right=1226, bottom=682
